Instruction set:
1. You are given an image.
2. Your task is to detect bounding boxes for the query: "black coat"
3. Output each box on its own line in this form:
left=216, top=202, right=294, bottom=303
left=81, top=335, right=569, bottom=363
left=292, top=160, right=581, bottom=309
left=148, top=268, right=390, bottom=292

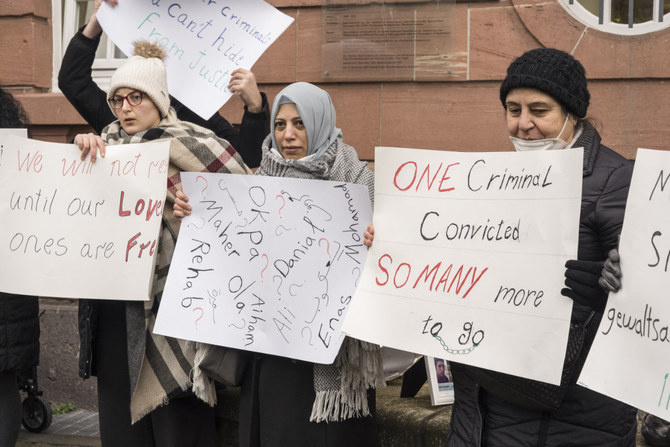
left=447, top=123, right=638, bottom=447
left=0, top=293, right=39, bottom=372
left=58, top=27, right=269, bottom=168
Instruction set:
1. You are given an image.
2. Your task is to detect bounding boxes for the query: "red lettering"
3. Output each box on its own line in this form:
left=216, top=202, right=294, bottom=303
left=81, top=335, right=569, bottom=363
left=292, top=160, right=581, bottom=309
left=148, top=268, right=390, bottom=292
left=393, top=160, right=460, bottom=192
left=393, top=161, right=417, bottom=191
left=393, top=263, right=412, bottom=288
left=125, top=232, right=157, bottom=261
left=135, top=199, right=145, bottom=215
left=17, top=150, right=43, bottom=173
left=118, top=191, right=131, bottom=217
left=125, top=232, right=140, bottom=262
left=438, top=162, right=460, bottom=192
left=376, top=254, right=392, bottom=286
left=148, top=159, right=168, bottom=178
left=417, top=163, right=443, bottom=191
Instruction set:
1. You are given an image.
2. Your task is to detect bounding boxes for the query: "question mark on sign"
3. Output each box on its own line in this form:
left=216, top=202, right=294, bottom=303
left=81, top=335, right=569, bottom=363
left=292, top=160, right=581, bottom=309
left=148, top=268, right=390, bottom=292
left=195, top=175, right=208, bottom=199
left=193, top=307, right=204, bottom=329
left=273, top=275, right=283, bottom=296
left=260, top=254, right=269, bottom=281
left=187, top=216, right=206, bottom=230
left=275, top=225, right=292, bottom=236
left=352, top=267, right=362, bottom=287
left=319, top=238, right=331, bottom=267
left=275, top=195, right=285, bottom=218
left=289, top=282, right=304, bottom=297
left=318, top=238, right=331, bottom=258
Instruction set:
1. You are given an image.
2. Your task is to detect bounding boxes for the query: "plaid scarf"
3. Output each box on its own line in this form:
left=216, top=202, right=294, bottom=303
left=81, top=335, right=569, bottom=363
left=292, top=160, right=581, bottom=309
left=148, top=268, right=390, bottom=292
left=102, top=110, right=252, bottom=422
left=257, top=135, right=385, bottom=422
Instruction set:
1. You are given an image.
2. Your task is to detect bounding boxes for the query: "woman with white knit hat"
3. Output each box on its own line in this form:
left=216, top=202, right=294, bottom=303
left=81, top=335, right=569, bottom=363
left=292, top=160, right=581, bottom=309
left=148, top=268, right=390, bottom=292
left=74, top=41, right=251, bottom=447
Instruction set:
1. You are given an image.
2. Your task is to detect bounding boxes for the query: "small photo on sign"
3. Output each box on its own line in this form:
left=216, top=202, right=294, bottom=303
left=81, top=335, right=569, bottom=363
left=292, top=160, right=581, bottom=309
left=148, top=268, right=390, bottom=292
left=425, top=356, right=454, bottom=406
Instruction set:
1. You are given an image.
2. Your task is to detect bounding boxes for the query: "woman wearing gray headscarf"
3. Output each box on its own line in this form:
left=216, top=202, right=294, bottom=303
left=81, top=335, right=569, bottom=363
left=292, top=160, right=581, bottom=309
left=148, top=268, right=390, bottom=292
left=176, top=82, right=384, bottom=446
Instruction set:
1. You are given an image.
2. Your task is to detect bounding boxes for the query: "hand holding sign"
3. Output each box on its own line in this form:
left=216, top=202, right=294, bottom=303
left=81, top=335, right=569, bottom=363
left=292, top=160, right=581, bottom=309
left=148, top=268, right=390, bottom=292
left=97, top=0, right=294, bottom=119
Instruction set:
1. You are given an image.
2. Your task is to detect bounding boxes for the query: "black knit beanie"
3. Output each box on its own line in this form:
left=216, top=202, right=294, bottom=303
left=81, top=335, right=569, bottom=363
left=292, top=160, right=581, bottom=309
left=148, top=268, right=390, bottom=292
left=499, top=48, right=590, bottom=118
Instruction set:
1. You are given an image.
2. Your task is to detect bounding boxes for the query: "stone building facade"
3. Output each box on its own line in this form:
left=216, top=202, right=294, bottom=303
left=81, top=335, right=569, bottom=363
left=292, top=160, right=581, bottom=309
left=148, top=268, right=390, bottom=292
left=3, top=0, right=670, bottom=159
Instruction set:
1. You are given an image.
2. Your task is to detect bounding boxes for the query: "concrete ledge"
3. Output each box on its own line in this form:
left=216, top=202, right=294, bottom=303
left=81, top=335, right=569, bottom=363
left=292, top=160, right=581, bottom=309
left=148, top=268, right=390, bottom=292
left=377, top=379, right=450, bottom=447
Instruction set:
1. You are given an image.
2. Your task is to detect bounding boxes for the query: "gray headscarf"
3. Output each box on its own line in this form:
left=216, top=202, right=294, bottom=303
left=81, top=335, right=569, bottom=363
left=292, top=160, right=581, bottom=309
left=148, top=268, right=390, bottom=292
left=270, top=82, right=342, bottom=161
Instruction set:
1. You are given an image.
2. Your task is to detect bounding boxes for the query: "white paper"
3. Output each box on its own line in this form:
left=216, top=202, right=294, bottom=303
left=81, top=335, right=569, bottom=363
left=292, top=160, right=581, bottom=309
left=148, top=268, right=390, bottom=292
left=97, top=0, right=294, bottom=119
left=342, top=146, right=583, bottom=384
left=154, top=173, right=372, bottom=364
left=579, top=148, right=670, bottom=419
left=0, top=135, right=169, bottom=300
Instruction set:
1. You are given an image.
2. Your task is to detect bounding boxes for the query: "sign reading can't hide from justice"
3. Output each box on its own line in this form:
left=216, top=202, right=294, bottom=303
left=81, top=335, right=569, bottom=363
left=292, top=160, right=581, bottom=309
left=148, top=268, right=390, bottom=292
left=97, top=0, right=294, bottom=119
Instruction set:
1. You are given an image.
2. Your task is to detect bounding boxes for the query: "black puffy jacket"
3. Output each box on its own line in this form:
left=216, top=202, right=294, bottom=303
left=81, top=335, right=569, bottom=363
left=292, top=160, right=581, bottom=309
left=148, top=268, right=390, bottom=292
left=0, top=293, right=39, bottom=372
left=447, top=123, right=638, bottom=447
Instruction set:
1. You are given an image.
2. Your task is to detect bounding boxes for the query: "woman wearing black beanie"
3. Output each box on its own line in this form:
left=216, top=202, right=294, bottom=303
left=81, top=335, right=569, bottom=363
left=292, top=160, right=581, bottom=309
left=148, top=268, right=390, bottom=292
left=446, top=48, right=638, bottom=446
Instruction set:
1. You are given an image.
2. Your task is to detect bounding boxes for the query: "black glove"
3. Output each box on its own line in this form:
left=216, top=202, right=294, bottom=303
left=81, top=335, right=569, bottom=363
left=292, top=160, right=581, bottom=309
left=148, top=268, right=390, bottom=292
left=599, top=248, right=622, bottom=292
left=561, top=259, right=608, bottom=312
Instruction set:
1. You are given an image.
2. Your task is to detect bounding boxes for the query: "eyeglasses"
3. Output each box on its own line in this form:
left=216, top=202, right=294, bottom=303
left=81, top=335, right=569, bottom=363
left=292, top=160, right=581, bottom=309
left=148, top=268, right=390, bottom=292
left=108, top=90, right=145, bottom=109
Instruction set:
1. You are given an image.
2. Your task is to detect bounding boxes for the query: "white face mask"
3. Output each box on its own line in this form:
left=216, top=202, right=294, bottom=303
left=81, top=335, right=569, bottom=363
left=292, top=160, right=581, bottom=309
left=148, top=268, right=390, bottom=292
left=509, top=114, right=571, bottom=152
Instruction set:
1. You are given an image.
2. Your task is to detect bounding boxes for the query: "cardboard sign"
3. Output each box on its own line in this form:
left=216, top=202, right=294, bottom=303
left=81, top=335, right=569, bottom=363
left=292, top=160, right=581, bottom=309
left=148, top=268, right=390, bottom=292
left=341, top=146, right=583, bottom=384
left=579, top=148, right=670, bottom=419
left=98, top=0, right=294, bottom=119
left=0, top=134, right=169, bottom=300
left=154, top=172, right=372, bottom=364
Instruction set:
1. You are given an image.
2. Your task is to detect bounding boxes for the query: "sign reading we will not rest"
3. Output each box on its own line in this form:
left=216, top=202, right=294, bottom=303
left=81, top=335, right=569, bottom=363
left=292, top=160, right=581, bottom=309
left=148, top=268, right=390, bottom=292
left=0, top=133, right=169, bottom=301
left=97, top=0, right=294, bottom=119
left=342, top=146, right=583, bottom=385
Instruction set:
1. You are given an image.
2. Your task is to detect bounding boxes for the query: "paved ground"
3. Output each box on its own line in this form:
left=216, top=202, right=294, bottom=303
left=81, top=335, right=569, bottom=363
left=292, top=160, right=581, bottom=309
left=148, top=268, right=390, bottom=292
left=16, top=409, right=100, bottom=447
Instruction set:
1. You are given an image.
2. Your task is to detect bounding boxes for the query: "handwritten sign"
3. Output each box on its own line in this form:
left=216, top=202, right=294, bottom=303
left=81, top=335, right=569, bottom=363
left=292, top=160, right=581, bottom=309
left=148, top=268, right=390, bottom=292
left=578, top=148, right=670, bottom=419
left=97, top=0, right=294, bottom=119
left=0, top=135, right=169, bottom=300
left=341, top=146, right=583, bottom=384
left=153, top=172, right=372, bottom=364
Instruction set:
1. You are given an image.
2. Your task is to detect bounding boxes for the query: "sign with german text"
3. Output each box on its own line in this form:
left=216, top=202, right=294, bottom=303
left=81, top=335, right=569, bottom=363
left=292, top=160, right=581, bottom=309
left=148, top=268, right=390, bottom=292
left=579, top=148, right=670, bottom=419
left=154, top=172, right=372, bottom=364
left=0, top=134, right=169, bottom=300
left=341, top=146, right=583, bottom=384
left=97, top=0, right=294, bottom=119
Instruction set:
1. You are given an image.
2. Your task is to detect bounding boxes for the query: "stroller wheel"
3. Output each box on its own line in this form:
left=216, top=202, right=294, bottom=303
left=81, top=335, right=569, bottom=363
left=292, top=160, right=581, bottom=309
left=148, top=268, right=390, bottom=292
left=21, top=395, right=53, bottom=433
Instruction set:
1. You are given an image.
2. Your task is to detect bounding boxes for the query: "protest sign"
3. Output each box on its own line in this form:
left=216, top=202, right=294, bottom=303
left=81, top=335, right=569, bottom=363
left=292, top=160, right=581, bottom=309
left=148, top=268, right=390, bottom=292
left=341, top=146, right=583, bottom=384
left=579, top=148, right=670, bottom=419
left=154, top=172, right=372, bottom=364
left=97, top=0, right=294, bottom=119
left=0, top=134, right=169, bottom=300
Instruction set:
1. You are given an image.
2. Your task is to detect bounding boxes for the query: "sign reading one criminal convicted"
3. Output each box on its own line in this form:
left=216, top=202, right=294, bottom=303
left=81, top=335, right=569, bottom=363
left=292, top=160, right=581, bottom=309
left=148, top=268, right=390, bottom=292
left=579, top=148, right=670, bottom=421
left=154, top=173, right=372, bottom=364
left=341, top=146, right=583, bottom=384
left=0, top=134, right=169, bottom=300
left=97, top=0, right=294, bottom=119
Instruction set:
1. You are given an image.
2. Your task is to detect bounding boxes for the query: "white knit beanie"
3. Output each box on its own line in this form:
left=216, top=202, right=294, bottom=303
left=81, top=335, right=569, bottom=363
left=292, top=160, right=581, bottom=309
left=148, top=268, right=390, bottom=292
left=107, top=41, right=170, bottom=118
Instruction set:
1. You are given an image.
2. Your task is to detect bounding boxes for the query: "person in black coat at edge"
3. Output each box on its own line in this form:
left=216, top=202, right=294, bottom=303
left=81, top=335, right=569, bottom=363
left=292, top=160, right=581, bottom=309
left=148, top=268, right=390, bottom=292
left=58, top=0, right=269, bottom=168
left=0, top=86, right=40, bottom=447
left=444, top=48, right=638, bottom=447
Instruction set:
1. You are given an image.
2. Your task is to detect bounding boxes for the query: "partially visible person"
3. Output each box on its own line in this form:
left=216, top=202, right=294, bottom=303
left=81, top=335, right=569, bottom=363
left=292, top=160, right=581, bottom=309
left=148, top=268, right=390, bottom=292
left=175, top=82, right=384, bottom=447
left=363, top=48, right=637, bottom=446
left=74, top=40, right=251, bottom=447
left=0, top=86, right=40, bottom=447
left=435, top=358, right=450, bottom=383
left=446, top=48, right=636, bottom=447
left=58, top=0, right=269, bottom=167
